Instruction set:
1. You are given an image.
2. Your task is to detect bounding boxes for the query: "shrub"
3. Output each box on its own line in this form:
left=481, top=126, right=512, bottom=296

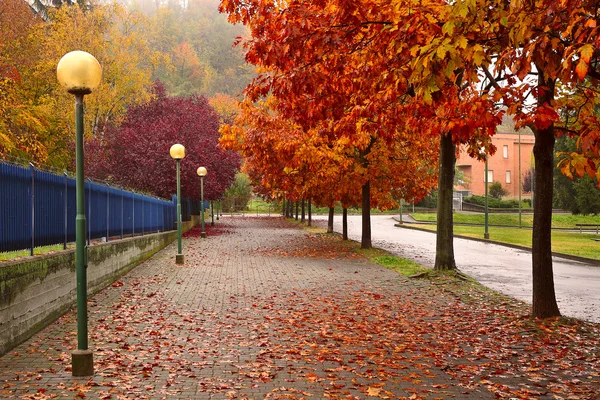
left=489, top=181, right=509, bottom=199
left=464, top=195, right=521, bottom=209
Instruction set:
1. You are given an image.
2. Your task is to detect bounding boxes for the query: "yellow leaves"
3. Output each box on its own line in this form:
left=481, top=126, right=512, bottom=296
left=456, top=36, right=468, bottom=50
left=579, top=44, right=594, bottom=64
left=471, top=44, right=486, bottom=66
left=441, top=21, right=455, bottom=36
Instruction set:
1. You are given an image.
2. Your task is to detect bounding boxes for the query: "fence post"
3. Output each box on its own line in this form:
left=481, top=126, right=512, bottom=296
left=132, top=194, right=135, bottom=237
left=30, top=163, right=34, bottom=256
left=142, top=196, right=144, bottom=236
left=106, top=184, right=109, bottom=242
left=64, top=172, right=68, bottom=250
left=120, top=190, right=124, bottom=240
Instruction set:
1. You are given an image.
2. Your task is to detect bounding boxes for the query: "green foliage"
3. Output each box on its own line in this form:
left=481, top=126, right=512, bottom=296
left=573, top=177, right=600, bottom=215
left=416, top=190, right=438, bottom=208
left=554, top=135, right=579, bottom=212
left=489, top=181, right=509, bottom=199
left=222, top=173, right=252, bottom=211
left=224, top=172, right=252, bottom=198
left=464, top=195, right=522, bottom=208
left=553, top=135, right=600, bottom=214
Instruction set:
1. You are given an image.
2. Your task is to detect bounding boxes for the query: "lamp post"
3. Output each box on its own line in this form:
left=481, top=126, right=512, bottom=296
left=57, top=50, right=102, bottom=377
left=197, top=167, right=207, bottom=238
left=170, top=144, right=185, bottom=264
left=484, top=153, right=490, bottom=239
left=518, top=130, right=522, bottom=228
left=398, top=199, right=403, bottom=224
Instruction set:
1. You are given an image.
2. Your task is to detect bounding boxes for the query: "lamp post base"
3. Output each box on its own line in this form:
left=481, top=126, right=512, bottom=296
left=175, top=254, right=185, bottom=264
left=72, top=349, right=93, bottom=377
left=484, top=233, right=490, bottom=240
left=201, top=232, right=206, bottom=238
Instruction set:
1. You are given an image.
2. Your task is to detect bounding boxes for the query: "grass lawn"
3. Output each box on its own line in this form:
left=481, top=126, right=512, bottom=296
left=245, top=198, right=281, bottom=214
left=407, top=224, right=600, bottom=260
left=371, top=255, right=429, bottom=276
left=411, top=212, right=600, bottom=229
left=0, top=243, right=73, bottom=261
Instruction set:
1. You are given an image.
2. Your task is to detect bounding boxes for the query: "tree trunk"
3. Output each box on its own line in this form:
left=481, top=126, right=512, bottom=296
left=327, top=207, right=334, bottom=233
left=287, top=199, right=293, bottom=218
left=301, top=200, right=305, bottom=222
left=532, top=128, right=560, bottom=318
left=282, top=199, right=286, bottom=217
left=295, top=202, right=299, bottom=220
left=308, top=199, right=312, bottom=226
left=342, top=208, right=348, bottom=240
left=531, top=74, right=560, bottom=318
left=361, top=181, right=372, bottom=249
left=434, top=133, right=456, bottom=270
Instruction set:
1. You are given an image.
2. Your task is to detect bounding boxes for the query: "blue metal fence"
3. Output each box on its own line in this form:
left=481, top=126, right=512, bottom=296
left=0, top=161, right=191, bottom=254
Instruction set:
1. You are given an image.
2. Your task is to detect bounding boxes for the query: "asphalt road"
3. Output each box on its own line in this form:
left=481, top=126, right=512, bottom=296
left=313, top=214, right=600, bottom=324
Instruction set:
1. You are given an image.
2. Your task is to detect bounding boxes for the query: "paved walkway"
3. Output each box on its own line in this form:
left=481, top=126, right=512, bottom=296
left=0, top=217, right=598, bottom=399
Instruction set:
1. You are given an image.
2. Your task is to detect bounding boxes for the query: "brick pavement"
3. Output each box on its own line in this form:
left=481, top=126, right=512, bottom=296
left=0, top=216, right=598, bottom=399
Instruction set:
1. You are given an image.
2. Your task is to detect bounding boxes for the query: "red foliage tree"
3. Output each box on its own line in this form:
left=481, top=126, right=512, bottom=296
left=87, top=82, right=240, bottom=200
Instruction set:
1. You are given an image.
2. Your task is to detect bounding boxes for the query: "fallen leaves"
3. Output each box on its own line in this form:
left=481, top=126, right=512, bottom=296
left=0, top=217, right=599, bottom=399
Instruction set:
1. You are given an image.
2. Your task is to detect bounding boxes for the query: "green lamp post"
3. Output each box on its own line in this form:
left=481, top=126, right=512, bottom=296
left=484, top=153, right=490, bottom=240
left=57, top=50, right=102, bottom=377
left=197, top=167, right=207, bottom=238
left=170, top=144, right=186, bottom=264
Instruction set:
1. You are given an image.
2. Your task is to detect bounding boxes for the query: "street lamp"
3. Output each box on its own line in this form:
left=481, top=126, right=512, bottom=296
left=484, top=153, right=490, bottom=239
left=170, top=144, right=185, bottom=264
left=518, top=130, right=522, bottom=228
left=197, top=167, right=207, bottom=238
left=57, top=50, right=102, bottom=377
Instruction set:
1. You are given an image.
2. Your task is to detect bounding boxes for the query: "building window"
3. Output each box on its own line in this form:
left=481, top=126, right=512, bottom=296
left=503, top=145, right=508, bottom=158
left=506, top=170, right=511, bottom=184
left=484, top=170, right=493, bottom=182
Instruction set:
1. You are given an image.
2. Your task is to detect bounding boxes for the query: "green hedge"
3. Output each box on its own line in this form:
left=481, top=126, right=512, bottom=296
left=464, top=195, right=531, bottom=209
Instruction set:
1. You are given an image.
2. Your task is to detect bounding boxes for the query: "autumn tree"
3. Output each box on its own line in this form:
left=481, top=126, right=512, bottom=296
left=477, top=0, right=600, bottom=318
left=0, top=1, right=166, bottom=169
left=209, top=93, right=239, bottom=125
left=0, top=0, right=49, bottom=162
left=219, top=0, right=502, bottom=255
left=145, top=0, right=255, bottom=97
left=89, top=82, right=240, bottom=200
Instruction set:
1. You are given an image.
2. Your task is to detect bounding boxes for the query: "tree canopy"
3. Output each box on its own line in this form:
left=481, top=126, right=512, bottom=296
left=87, top=82, right=240, bottom=200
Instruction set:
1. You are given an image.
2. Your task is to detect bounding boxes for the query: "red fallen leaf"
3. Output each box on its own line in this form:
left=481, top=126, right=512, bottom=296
left=111, top=281, right=124, bottom=288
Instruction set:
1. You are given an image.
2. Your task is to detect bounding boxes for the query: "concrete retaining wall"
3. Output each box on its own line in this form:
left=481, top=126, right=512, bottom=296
left=0, top=217, right=198, bottom=355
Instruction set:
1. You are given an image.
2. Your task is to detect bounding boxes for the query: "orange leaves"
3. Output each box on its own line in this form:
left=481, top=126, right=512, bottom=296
left=574, top=44, right=595, bottom=80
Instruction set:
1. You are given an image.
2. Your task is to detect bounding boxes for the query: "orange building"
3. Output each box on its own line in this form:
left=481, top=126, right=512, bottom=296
left=455, top=115, right=535, bottom=198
